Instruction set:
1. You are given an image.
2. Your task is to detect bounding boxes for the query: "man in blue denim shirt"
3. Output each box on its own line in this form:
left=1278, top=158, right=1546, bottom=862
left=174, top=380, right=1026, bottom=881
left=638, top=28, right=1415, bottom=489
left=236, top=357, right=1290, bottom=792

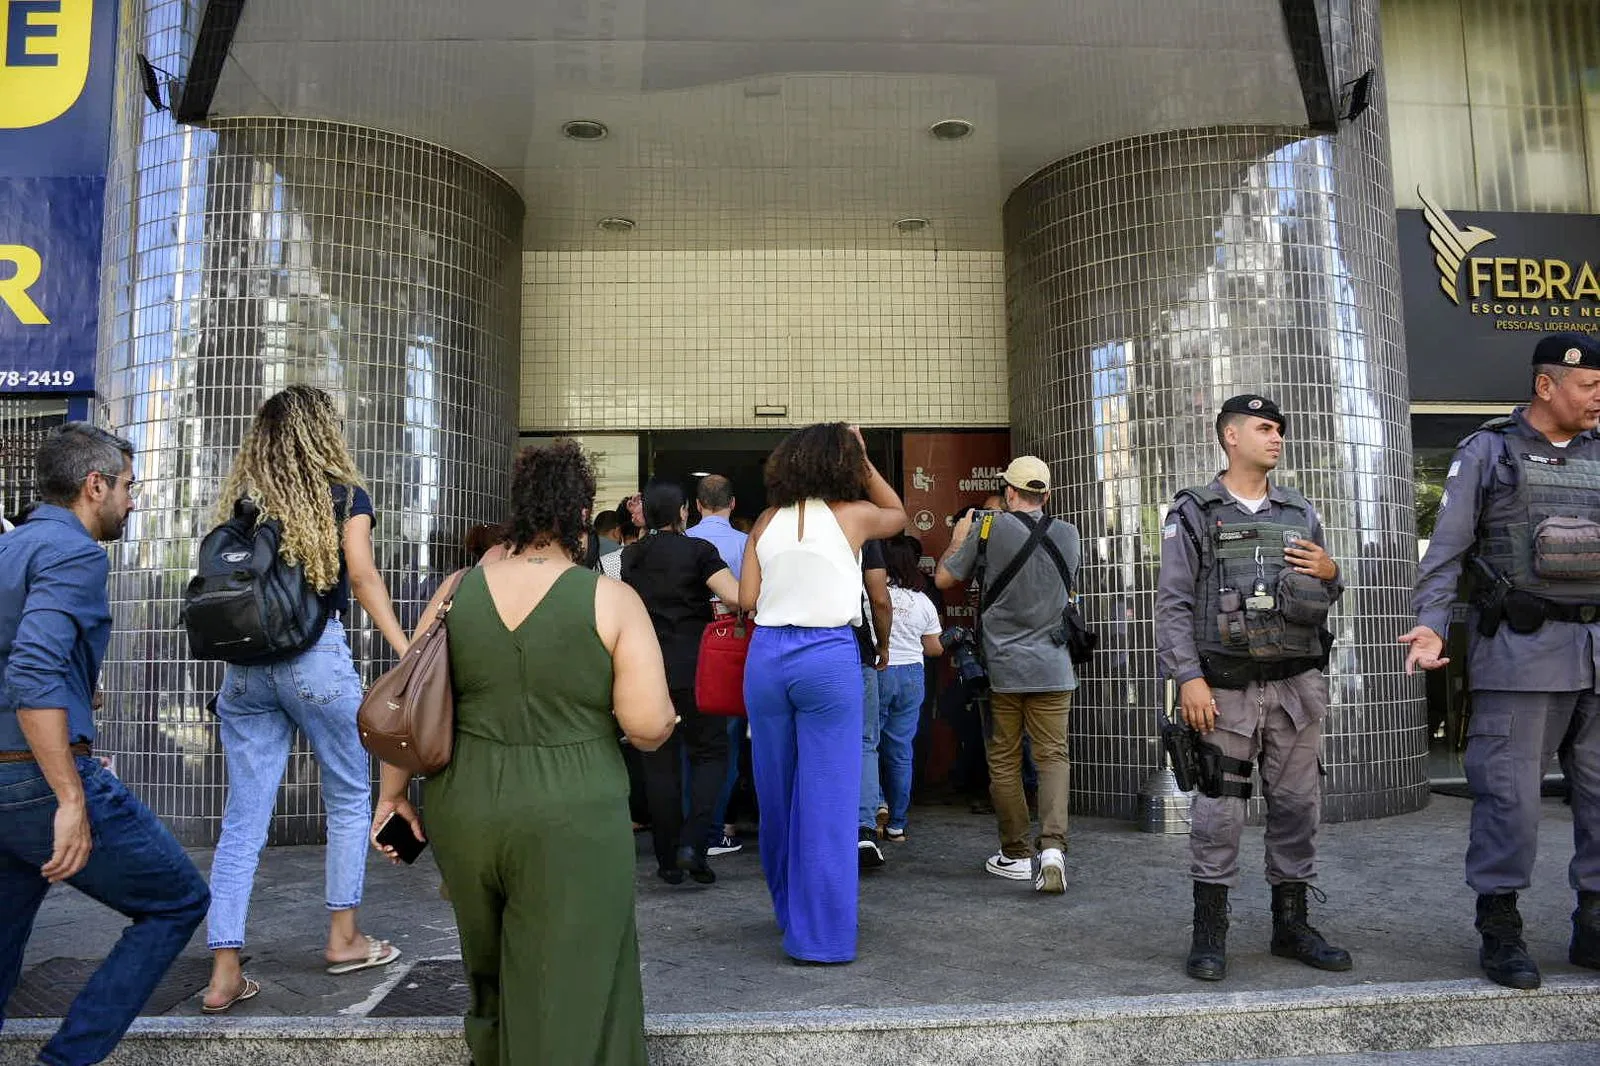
left=0, top=424, right=209, bottom=1066
left=688, top=475, right=750, bottom=855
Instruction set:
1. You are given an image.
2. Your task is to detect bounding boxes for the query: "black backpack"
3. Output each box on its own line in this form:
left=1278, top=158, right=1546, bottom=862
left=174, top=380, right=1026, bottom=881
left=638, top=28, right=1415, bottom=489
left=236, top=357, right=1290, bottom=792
left=183, top=499, right=330, bottom=664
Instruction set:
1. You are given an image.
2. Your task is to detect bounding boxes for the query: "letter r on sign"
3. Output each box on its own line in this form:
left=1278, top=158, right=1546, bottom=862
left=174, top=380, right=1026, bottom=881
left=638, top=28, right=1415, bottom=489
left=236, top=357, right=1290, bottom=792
left=0, top=244, right=50, bottom=324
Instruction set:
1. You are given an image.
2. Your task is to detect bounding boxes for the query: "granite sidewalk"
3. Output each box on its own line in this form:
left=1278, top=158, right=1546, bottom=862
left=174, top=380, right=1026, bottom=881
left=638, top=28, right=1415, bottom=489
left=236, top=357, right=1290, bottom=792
left=9, top=792, right=1600, bottom=1062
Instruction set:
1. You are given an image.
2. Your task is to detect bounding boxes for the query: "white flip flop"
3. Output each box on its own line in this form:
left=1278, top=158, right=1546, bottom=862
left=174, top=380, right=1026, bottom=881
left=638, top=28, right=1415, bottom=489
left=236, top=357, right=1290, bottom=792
left=325, top=935, right=401, bottom=975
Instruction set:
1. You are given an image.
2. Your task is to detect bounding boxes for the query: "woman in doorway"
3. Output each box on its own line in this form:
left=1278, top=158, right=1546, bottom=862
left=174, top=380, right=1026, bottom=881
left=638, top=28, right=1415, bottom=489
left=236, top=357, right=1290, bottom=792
left=877, top=535, right=946, bottom=842
left=373, top=440, right=676, bottom=1066
left=739, top=423, right=906, bottom=963
left=622, top=481, right=741, bottom=882
left=202, top=385, right=410, bottom=1012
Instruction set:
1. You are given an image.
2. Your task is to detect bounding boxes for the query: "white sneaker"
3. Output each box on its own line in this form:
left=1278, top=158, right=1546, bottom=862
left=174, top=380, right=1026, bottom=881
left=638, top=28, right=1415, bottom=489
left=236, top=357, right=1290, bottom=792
left=1035, top=848, right=1066, bottom=894
left=985, top=852, right=1034, bottom=881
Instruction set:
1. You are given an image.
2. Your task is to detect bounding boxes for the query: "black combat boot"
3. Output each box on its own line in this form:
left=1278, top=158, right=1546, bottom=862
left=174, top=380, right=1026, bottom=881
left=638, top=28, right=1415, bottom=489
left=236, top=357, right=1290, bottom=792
left=1270, top=882, right=1353, bottom=971
left=1186, top=881, right=1229, bottom=981
left=1476, top=892, right=1541, bottom=989
left=1570, top=890, right=1600, bottom=970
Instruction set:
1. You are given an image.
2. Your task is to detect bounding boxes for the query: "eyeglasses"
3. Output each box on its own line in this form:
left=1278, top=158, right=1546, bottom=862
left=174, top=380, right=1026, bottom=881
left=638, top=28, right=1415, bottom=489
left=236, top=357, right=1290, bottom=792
left=92, top=471, right=141, bottom=498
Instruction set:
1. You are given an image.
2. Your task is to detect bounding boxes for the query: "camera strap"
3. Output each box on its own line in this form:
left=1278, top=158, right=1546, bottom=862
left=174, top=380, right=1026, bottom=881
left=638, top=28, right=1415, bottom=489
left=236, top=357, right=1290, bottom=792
left=980, top=511, right=1053, bottom=609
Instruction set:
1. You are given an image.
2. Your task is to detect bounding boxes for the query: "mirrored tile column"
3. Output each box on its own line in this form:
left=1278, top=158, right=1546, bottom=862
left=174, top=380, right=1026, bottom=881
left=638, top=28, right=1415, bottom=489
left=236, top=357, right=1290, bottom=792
left=1003, top=9, right=1425, bottom=822
left=96, top=5, right=524, bottom=845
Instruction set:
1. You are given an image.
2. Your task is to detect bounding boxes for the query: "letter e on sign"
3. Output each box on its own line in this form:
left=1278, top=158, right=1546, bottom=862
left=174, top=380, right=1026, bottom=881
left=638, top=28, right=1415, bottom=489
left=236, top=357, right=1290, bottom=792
left=0, top=1, right=93, bottom=129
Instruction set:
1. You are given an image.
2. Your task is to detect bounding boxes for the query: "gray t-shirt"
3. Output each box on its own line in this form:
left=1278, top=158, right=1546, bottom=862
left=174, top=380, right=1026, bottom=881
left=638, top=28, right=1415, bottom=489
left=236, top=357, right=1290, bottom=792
left=944, top=508, right=1081, bottom=693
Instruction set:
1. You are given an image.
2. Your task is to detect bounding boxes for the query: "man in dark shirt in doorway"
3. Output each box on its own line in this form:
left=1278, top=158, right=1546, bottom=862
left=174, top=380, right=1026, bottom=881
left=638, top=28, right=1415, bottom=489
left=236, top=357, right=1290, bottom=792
left=0, top=424, right=210, bottom=1065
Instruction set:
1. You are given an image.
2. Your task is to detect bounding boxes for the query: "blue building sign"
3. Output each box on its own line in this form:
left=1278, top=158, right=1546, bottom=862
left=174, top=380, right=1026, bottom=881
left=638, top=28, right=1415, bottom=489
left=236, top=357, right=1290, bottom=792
left=0, top=0, right=118, bottom=395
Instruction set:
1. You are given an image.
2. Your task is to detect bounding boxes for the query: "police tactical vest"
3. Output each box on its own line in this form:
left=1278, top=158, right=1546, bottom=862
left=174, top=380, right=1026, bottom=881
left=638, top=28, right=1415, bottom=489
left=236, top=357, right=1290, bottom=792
left=1475, top=418, right=1600, bottom=606
left=1179, top=486, right=1331, bottom=662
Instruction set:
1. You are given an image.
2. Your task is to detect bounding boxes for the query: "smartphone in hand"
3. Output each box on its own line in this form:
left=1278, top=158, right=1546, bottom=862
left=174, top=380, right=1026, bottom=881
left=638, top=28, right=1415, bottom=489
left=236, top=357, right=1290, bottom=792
left=375, top=813, right=428, bottom=864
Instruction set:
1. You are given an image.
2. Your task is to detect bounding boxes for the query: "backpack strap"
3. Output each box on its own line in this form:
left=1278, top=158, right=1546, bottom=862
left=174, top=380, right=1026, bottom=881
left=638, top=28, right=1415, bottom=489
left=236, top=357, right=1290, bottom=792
left=981, top=512, right=1051, bottom=609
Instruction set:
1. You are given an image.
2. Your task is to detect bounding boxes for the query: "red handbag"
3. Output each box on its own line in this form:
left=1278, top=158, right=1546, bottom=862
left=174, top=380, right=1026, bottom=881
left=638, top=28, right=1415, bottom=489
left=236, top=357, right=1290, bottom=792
left=695, top=613, right=755, bottom=716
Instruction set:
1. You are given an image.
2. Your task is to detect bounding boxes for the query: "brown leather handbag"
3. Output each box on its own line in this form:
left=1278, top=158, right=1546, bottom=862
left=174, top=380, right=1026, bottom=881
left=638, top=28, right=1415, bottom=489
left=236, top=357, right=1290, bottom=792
left=357, top=569, right=469, bottom=775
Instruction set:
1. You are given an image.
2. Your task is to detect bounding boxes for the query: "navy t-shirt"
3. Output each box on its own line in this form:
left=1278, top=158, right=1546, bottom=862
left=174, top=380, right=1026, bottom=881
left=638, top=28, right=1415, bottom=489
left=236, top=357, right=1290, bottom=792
left=327, top=484, right=375, bottom=615
left=854, top=539, right=886, bottom=665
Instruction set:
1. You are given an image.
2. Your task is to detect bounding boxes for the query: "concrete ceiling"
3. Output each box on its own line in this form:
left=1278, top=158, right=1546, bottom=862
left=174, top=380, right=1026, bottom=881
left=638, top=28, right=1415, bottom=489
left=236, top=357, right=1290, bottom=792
left=206, top=0, right=1309, bottom=249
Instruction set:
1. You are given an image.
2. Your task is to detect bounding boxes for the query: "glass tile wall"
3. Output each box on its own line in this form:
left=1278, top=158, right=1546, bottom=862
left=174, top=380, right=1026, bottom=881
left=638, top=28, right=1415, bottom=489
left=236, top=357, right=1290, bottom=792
left=1382, top=0, right=1600, bottom=212
left=96, top=3, right=524, bottom=844
left=1004, top=2, right=1425, bottom=822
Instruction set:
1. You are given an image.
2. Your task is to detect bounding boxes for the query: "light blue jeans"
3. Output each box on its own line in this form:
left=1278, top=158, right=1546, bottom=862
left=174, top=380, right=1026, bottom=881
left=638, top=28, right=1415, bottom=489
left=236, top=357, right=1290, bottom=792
left=206, top=618, right=372, bottom=949
left=857, top=664, right=883, bottom=829
left=878, top=664, right=926, bottom=831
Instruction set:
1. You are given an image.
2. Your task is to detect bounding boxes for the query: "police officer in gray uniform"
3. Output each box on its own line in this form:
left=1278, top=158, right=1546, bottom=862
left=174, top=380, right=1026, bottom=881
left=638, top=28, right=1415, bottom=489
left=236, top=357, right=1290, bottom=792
left=1157, top=394, right=1351, bottom=981
left=1402, top=331, right=1600, bottom=990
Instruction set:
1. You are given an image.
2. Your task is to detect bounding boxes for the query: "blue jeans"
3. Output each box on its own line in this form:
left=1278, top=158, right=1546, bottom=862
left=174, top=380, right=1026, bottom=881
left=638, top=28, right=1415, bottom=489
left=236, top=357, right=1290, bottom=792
left=208, top=618, right=372, bottom=949
left=857, top=664, right=883, bottom=828
left=0, top=756, right=209, bottom=1066
left=710, top=717, right=743, bottom=833
left=745, top=625, right=862, bottom=963
left=878, top=664, right=925, bottom=830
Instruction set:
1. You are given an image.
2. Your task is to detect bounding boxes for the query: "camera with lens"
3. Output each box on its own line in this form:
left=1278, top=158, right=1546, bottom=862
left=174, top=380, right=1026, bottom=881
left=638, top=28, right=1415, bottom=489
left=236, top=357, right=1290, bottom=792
left=939, top=625, right=988, bottom=690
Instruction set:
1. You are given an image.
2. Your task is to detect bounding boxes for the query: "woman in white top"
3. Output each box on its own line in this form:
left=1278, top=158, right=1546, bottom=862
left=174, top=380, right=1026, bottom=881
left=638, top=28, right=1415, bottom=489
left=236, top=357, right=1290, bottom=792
left=877, top=536, right=946, bottom=842
left=738, top=423, right=906, bottom=964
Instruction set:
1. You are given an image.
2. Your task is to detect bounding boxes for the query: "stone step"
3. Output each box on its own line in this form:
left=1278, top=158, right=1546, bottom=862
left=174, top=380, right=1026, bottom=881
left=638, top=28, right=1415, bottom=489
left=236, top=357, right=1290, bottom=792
left=4, top=975, right=1598, bottom=1066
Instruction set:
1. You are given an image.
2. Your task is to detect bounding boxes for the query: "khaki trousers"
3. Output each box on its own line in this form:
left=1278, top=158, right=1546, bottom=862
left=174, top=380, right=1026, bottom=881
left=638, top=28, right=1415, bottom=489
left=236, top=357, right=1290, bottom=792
left=1189, top=671, right=1325, bottom=887
left=985, top=690, right=1072, bottom=857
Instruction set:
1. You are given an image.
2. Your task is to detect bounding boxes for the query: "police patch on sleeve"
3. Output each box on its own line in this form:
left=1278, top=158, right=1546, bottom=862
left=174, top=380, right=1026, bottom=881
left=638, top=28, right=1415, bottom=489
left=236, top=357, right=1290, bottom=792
left=1163, top=523, right=1177, bottom=540
left=1447, top=460, right=1460, bottom=479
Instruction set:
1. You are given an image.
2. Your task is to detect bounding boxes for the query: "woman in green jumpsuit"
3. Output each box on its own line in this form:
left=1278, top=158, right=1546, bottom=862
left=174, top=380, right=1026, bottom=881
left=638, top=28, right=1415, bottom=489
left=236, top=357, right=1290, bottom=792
left=373, top=442, right=678, bottom=1066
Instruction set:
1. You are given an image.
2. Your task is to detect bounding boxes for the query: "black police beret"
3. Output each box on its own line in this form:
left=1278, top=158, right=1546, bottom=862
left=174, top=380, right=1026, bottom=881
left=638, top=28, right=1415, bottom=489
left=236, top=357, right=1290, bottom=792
left=1532, top=332, right=1600, bottom=370
left=1218, top=393, right=1286, bottom=433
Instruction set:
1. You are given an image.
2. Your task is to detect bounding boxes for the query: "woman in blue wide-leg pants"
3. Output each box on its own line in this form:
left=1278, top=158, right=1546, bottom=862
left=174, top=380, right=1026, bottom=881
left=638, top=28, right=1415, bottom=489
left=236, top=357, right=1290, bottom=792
left=735, top=421, right=910, bottom=965
left=744, top=625, right=863, bottom=963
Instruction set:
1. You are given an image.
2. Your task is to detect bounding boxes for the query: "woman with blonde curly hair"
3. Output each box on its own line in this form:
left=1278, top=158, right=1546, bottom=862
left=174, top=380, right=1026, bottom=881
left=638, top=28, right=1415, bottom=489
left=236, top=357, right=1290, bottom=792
left=200, top=385, right=409, bottom=1013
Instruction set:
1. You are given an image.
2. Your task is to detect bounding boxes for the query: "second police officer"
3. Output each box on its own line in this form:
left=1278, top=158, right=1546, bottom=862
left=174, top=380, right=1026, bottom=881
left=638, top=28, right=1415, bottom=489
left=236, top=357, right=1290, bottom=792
left=1401, top=331, right=1600, bottom=990
left=1156, top=394, right=1352, bottom=981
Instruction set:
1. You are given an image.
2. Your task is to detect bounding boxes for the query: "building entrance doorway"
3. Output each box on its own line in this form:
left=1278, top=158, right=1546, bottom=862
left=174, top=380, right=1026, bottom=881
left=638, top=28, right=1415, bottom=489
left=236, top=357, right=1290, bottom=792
left=643, top=428, right=895, bottom=524
left=645, top=430, right=782, bottom=525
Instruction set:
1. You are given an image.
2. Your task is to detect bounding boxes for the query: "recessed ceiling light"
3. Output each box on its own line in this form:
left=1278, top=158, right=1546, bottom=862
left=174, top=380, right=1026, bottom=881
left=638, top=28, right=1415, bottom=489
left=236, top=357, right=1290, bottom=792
left=597, top=216, right=636, bottom=232
left=895, top=217, right=931, bottom=233
left=928, top=118, right=974, bottom=141
left=691, top=471, right=712, bottom=478
left=562, top=119, right=608, bottom=141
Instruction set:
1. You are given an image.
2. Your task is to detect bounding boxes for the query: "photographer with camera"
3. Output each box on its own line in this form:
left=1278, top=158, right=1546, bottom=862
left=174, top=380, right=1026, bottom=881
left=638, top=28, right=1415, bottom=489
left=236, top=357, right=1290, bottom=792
left=1156, top=394, right=1349, bottom=984
left=936, top=457, right=1080, bottom=895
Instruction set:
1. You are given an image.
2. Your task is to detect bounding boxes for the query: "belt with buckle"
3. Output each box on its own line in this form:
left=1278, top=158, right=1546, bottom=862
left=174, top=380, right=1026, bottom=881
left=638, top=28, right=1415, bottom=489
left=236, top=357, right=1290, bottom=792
left=0, top=742, right=92, bottom=763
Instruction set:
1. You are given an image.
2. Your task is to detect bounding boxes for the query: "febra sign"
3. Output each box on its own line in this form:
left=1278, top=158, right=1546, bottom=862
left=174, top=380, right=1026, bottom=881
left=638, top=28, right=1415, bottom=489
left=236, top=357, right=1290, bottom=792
left=1421, top=189, right=1600, bottom=313
left=1398, top=192, right=1600, bottom=403
left=0, top=0, right=115, bottom=395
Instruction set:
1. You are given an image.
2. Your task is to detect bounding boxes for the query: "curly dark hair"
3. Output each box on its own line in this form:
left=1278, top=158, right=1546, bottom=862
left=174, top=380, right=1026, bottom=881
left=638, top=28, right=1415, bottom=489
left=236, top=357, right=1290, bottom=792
left=507, top=439, right=596, bottom=559
left=764, top=422, right=867, bottom=508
